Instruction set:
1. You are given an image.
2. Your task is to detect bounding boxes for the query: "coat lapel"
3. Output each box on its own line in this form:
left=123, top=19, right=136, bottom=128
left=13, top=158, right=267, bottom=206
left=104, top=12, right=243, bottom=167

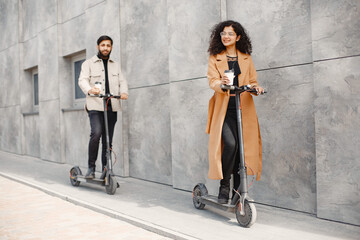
left=237, top=50, right=250, bottom=86
left=215, top=51, right=228, bottom=78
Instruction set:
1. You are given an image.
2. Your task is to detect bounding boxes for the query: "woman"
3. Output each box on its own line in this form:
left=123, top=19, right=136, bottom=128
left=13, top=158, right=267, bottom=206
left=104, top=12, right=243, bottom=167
left=205, top=20, right=264, bottom=204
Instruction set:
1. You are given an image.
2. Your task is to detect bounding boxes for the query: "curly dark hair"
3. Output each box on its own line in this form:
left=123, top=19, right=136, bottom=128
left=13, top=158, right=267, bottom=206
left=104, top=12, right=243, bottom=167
left=208, top=20, right=252, bottom=56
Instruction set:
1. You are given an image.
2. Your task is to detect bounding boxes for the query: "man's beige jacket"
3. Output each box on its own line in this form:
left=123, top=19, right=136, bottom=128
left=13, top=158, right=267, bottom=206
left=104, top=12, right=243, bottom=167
left=78, top=55, right=128, bottom=112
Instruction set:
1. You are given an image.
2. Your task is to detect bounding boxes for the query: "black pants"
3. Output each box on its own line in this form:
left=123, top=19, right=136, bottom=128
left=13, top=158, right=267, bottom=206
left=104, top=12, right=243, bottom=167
left=88, top=109, right=117, bottom=171
left=221, top=110, right=240, bottom=190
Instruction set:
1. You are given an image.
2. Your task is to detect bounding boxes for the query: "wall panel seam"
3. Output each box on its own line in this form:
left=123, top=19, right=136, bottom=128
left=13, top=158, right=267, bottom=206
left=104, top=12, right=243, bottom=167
left=257, top=62, right=313, bottom=72
left=313, top=54, right=360, bottom=63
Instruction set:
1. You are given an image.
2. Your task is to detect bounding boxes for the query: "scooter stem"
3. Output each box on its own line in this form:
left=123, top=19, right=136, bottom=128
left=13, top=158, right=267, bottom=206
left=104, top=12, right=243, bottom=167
left=103, top=96, right=112, bottom=173
left=232, top=91, right=249, bottom=215
left=235, top=91, right=248, bottom=194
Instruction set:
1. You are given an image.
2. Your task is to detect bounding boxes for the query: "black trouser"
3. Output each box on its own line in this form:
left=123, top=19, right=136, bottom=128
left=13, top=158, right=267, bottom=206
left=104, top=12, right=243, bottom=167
left=88, top=109, right=117, bottom=171
left=221, top=110, right=240, bottom=190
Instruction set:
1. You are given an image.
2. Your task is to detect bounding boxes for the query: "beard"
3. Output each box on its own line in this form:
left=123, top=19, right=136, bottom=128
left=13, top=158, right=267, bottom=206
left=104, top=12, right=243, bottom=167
left=98, top=50, right=111, bottom=59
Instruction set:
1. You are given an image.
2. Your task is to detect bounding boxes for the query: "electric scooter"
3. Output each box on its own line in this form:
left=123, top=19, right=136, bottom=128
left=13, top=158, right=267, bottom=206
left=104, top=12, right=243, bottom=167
left=70, top=93, right=121, bottom=195
left=192, top=84, right=266, bottom=227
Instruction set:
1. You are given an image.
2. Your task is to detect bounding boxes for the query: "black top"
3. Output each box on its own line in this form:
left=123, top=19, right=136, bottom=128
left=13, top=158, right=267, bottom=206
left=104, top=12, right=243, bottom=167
left=227, top=56, right=241, bottom=111
left=97, top=53, right=110, bottom=94
left=97, top=54, right=112, bottom=110
left=102, top=58, right=110, bottom=94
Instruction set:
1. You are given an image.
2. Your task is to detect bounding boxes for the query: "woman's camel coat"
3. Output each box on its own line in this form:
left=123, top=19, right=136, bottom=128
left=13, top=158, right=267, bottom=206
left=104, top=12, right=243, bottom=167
left=206, top=50, right=262, bottom=181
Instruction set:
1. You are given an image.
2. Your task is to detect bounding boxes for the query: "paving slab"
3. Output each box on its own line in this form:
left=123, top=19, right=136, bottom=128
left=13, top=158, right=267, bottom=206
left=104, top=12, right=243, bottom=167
left=0, top=176, right=172, bottom=240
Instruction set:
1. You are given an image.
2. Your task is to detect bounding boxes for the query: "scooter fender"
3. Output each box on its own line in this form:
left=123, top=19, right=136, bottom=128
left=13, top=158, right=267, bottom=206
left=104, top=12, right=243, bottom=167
left=235, top=192, right=254, bottom=216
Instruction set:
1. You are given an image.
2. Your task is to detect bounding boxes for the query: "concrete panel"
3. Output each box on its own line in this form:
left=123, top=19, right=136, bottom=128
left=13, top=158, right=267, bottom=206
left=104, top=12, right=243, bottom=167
left=120, top=0, right=169, bottom=88
left=314, top=56, right=360, bottom=225
left=22, top=38, right=38, bottom=70
left=63, top=110, right=90, bottom=167
left=39, top=100, right=61, bottom=162
left=128, top=85, right=172, bottom=185
left=84, top=0, right=121, bottom=60
left=170, top=78, right=213, bottom=190
left=58, top=57, right=73, bottom=109
left=227, top=0, right=312, bottom=69
left=311, top=0, right=360, bottom=61
left=0, top=106, right=21, bottom=154
left=36, top=0, right=57, bottom=32
left=21, top=0, right=37, bottom=41
left=60, top=0, right=85, bottom=22
left=250, top=65, right=316, bottom=213
left=23, top=114, right=40, bottom=157
left=111, top=110, right=126, bottom=177
left=0, top=0, right=18, bottom=49
left=0, top=45, right=20, bottom=107
left=167, top=0, right=221, bottom=81
left=38, top=25, right=59, bottom=101
left=0, top=53, right=4, bottom=107
left=61, top=14, right=86, bottom=57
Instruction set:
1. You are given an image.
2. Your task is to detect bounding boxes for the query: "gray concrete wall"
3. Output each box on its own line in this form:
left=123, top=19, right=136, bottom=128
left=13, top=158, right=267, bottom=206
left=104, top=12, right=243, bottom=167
left=312, top=0, right=360, bottom=224
left=168, top=0, right=221, bottom=192
left=228, top=0, right=316, bottom=214
left=0, top=0, right=359, bottom=225
left=120, top=0, right=172, bottom=184
left=0, top=0, right=21, bottom=154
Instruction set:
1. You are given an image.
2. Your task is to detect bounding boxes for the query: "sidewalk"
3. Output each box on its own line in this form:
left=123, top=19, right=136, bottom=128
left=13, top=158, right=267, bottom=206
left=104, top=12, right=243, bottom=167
left=0, top=151, right=359, bottom=240
left=0, top=176, right=171, bottom=240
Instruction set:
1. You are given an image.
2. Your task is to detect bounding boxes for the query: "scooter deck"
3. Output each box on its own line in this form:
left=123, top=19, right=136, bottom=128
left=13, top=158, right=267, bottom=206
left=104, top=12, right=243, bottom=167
left=76, top=175, right=105, bottom=185
left=201, top=194, right=236, bottom=213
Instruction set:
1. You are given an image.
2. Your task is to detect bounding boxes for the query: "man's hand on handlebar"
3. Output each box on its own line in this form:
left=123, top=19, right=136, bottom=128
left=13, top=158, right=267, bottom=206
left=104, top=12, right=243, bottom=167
left=120, top=93, right=128, bottom=100
left=88, top=88, right=128, bottom=100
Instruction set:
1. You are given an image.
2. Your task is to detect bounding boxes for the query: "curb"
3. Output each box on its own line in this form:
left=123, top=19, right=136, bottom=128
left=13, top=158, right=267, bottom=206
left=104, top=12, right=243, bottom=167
left=0, top=172, right=198, bottom=240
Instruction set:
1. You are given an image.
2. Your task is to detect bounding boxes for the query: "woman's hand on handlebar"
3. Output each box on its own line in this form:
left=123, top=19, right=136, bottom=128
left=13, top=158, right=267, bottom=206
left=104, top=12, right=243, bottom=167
left=251, top=85, right=265, bottom=95
left=88, top=87, right=100, bottom=95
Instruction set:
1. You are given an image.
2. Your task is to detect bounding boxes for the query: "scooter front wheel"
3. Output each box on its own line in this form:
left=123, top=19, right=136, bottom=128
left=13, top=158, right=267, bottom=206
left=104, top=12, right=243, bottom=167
left=192, top=183, right=208, bottom=210
left=69, top=166, right=82, bottom=187
left=105, top=175, right=118, bottom=195
left=235, top=200, right=257, bottom=227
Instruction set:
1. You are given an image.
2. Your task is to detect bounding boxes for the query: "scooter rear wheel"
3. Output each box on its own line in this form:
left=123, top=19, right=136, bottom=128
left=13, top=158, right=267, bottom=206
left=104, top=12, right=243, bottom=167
left=70, top=166, right=82, bottom=187
left=235, top=200, right=257, bottom=227
left=193, top=183, right=208, bottom=210
left=105, top=175, right=117, bottom=195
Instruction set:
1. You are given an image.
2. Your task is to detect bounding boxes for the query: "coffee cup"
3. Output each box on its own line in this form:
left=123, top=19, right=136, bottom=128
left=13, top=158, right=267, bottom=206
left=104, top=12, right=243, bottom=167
left=95, top=81, right=102, bottom=90
left=224, top=70, right=234, bottom=85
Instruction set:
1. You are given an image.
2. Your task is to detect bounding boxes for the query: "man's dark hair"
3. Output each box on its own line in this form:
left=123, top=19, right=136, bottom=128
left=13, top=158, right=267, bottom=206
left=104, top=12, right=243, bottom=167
left=97, top=35, right=113, bottom=45
left=208, top=20, right=252, bottom=56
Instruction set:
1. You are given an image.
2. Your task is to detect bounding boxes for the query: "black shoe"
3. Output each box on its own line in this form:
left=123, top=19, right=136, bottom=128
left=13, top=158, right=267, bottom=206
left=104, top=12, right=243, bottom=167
left=85, top=168, right=95, bottom=179
left=217, top=180, right=230, bottom=204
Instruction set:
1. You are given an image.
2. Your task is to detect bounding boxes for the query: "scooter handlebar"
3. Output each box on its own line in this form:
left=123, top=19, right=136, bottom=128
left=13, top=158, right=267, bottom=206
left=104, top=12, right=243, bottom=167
left=221, top=84, right=251, bottom=91
left=220, top=84, right=267, bottom=94
left=88, top=93, right=121, bottom=99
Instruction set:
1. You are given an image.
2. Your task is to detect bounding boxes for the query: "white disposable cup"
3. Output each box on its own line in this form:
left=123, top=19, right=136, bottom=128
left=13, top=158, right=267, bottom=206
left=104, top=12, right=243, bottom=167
left=95, top=81, right=102, bottom=90
left=224, top=70, right=235, bottom=85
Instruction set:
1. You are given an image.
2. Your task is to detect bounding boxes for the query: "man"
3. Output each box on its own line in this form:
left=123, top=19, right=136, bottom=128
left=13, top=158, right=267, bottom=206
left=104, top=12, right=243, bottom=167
left=79, top=35, right=128, bottom=178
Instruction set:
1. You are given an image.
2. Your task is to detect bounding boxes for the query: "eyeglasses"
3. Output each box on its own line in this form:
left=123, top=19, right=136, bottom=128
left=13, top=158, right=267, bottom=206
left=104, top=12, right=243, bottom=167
left=220, top=32, right=236, bottom=37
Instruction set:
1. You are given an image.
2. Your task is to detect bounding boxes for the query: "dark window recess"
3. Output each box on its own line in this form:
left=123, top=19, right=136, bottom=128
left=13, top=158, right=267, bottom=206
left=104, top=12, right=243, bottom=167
left=74, top=59, right=86, bottom=99
left=34, top=73, right=39, bottom=106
